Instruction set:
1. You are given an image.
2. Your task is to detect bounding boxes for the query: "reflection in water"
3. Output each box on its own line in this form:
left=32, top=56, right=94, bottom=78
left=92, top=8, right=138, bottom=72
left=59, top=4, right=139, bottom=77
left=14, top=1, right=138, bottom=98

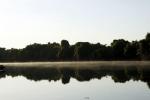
left=1, top=64, right=150, bottom=88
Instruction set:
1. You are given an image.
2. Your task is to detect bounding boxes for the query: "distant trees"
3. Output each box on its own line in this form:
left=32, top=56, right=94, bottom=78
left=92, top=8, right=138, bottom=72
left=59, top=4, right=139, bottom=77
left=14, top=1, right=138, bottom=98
left=138, top=33, right=150, bottom=60
left=13, top=43, right=60, bottom=61
left=124, top=41, right=139, bottom=59
left=91, top=44, right=113, bottom=60
left=0, top=33, right=149, bottom=61
left=111, top=39, right=129, bottom=59
left=58, top=40, right=72, bottom=60
left=74, top=42, right=93, bottom=60
left=6, top=48, right=21, bottom=61
left=0, top=48, right=7, bottom=61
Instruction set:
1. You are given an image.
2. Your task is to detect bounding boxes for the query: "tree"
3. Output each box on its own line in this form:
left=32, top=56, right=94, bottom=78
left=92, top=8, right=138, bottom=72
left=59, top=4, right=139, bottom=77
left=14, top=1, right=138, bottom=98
left=111, top=39, right=129, bottom=59
left=0, top=48, right=7, bottom=61
left=92, top=45, right=113, bottom=60
left=138, top=40, right=150, bottom=60
left=137, top=33, right=150, bottom=60
left=146, top=32, right=150, bottom=41
left=58, top=40, right=71, bottom=60
left=124, top=41, right=139, bottom=59
left=61, top=40, right=70, bottom=49
left=0, top=33, right=149, bottom=61
left=6, top=48, right=21, bottom=61
left=74, top=42, right=93, bottom=60
left=20, top=43, right=60, bottom=61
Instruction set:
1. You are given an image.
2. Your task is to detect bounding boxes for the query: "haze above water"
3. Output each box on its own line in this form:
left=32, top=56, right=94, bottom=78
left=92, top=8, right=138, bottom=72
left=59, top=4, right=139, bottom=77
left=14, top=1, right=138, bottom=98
left=0, top=61, right=150, bottom=100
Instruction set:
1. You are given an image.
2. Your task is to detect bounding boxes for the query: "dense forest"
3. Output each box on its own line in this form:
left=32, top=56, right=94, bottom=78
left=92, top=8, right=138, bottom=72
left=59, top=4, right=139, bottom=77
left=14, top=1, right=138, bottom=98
left=0, top=33, right=150, bottom=61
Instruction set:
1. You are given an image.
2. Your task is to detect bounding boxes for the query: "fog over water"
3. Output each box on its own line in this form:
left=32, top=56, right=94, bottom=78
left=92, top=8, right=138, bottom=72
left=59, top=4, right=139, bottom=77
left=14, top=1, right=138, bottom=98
left=1, top=61, right=150, bottom=67
left=0, top=61, right=150, bottom=100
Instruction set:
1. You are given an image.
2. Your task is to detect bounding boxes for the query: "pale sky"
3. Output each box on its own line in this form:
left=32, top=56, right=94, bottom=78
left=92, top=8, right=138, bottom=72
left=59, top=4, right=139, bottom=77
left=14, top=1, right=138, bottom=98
left=0, top=0, right=150, bottom=48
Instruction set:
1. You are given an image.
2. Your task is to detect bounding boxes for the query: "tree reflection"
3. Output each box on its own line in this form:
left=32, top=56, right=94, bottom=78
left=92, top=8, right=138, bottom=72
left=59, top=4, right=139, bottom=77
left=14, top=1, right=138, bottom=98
left=0, top=65, right=150, bottom=88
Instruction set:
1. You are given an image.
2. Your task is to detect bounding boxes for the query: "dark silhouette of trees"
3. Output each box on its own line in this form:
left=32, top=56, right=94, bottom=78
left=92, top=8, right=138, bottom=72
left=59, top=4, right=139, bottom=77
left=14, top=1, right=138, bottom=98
left=6, top=48, right=21, bottom=61
left=92, top=45, right=113, bottom=60
left=0, top=48, right=7, bottom=61
left=20, top=43, right=60, bottom=61
left=58, top=40, right=72, bottom=60
left=138, top=33, right=150, bottom=60
left=146, top=33, right=150, bottom=40
left=111, top=39, right=129, bottom=59
left=74, top=42, right=93, bottom=60
left=0, top=33, right=149, bottom=61
left=124, top=41, right=139, bottom=59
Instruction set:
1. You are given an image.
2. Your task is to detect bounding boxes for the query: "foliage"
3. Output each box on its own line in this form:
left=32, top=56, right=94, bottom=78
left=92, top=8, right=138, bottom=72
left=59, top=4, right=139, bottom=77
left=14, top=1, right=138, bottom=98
left=0, top=33, right=150, bottom=61
left=111, top=39, right=129, bottom=59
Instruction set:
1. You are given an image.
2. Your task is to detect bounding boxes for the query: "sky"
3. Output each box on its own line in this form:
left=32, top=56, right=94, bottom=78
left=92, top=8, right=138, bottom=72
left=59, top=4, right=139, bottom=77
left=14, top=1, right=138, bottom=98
left=0, top=0, right=150, bottom=49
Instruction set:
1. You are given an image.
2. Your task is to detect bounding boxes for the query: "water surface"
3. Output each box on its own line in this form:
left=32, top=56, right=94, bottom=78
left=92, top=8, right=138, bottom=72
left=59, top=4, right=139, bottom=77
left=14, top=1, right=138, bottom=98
left=0, top=61, right=150, bottom=100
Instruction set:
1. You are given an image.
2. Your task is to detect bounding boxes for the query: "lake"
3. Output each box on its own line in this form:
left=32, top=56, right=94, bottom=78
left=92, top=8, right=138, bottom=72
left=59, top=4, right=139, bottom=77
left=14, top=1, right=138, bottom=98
left=0, top=61, right=150, bottom=100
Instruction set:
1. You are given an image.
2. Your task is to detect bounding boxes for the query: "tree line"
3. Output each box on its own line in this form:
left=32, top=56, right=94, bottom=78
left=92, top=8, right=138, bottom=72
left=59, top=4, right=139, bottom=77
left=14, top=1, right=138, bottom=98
left=0, top=33, right=150, bottom=61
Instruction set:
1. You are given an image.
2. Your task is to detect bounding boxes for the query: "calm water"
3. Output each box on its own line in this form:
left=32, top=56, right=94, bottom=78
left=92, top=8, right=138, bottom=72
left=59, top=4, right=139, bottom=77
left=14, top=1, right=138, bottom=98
left=0, top=61, right=150, bottom=100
